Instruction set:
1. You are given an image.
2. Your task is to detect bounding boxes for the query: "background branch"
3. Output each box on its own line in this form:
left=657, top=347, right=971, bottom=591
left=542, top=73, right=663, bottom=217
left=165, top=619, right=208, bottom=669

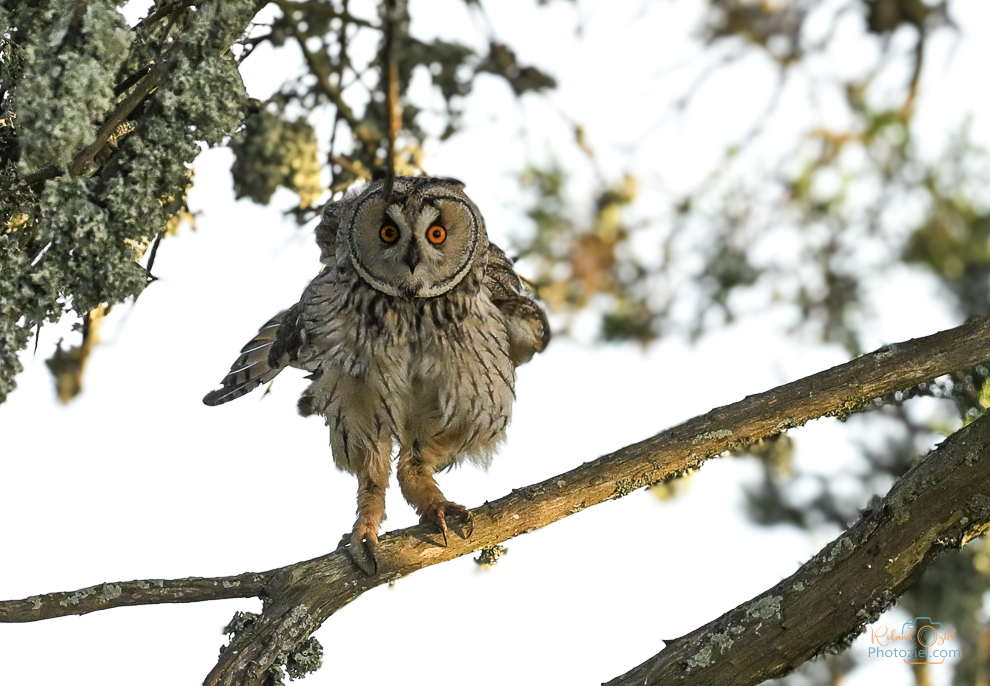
left=609, top=393, right=990, bottom=685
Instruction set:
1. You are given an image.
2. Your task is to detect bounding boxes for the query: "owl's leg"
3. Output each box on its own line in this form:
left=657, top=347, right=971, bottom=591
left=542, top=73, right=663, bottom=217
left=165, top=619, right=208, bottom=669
left=333, top=432, right=392, bottom=576
left=397, top=442, right=474, bottom=546
left=347, top=473, right=387, bottom=575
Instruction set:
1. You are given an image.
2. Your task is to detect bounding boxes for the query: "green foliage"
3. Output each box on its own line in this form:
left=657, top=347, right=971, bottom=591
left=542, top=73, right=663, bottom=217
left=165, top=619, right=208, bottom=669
left=231, top=109, right=324, bottom=208
left=0, top=0, right=254, bottom=403
left=905, top=197, right=990, bottom=281
left=865, top=0, right=942, bottom=34
left=514, top=162, right=650, bottom=341
left=477, top=40, right=556, bottom=96
left=10, top=1, right=132, bottom=175
left=904, top=127, right=990, bottom=318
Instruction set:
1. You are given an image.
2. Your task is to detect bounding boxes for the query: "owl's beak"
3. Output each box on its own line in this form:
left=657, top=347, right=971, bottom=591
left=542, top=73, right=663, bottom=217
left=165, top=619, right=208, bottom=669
left=403, top=239, right=421, bottom=274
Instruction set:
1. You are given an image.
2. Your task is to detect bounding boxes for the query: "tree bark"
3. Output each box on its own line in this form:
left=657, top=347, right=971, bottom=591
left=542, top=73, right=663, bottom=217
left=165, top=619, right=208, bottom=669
left=607, top=394, right=990, bottom=686
left=4, top=316, right=990, bottom=685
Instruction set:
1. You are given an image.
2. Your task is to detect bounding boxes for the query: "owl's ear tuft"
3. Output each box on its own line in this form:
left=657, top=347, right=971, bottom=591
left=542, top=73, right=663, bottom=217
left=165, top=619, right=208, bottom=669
left=372, top=166, right=389, bottom=182
left=437, top=176, right=465, bottom=189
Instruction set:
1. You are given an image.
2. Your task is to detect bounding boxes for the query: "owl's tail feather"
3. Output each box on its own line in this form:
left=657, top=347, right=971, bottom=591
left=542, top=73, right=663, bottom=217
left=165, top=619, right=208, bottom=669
left=202, top=309, right=292, bottom=406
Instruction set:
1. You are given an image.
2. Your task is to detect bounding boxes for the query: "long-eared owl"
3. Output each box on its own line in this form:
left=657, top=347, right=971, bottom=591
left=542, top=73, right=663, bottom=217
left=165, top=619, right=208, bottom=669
left=203, top=174, right=550, bottom=574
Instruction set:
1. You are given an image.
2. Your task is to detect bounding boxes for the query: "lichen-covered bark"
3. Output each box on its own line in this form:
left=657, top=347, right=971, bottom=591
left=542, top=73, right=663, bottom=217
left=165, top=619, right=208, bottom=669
left=12, top=2, right=133, bottom=176
left=607, top=402, right=990, bottom=686
left=0, top=0, right=255, bottom=403
left=0, top=572, right=268, bottom=622
left=230, top=110, right=324, bottom=207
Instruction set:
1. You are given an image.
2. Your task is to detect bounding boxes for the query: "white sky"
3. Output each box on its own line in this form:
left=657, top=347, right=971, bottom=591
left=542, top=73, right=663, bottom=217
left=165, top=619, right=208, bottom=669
left=2, top=1, right=988, bottom=684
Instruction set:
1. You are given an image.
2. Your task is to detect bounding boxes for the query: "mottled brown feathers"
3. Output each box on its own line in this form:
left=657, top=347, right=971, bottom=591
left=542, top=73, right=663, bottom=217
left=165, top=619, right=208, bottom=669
left=202, top=308, right=296, bottom=407
left=484, top=244, right=550, bottom=364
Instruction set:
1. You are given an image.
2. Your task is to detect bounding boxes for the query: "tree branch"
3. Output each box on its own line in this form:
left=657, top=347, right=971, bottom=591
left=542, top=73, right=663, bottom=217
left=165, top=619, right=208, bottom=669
left=277, top=0, right=367, bottom=137
left=4, top=316, right=990, bottom=685
left=0, top=572, right=269, bottom=623
left=608, top=394, right=990, bottom=685
left=381, top=0, right=403, bottom=200
left=66, top=41, right=181, bottom=177
left=19, top=41, right=181, bottom=189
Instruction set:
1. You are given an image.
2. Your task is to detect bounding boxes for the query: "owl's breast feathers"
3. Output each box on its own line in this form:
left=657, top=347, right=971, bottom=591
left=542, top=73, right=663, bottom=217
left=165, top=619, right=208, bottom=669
left=203, top=242, right=549, bottom=429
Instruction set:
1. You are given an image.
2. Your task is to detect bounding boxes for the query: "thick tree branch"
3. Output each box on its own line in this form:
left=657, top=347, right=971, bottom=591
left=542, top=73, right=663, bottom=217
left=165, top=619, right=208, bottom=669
left=608, top=396, right=990, bottom=685
left=3, top=317, right=990, bottom=685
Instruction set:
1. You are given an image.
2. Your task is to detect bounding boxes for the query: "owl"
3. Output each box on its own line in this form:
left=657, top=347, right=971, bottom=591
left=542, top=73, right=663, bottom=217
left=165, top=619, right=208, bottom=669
left=203, top=173, right=550, bottom=575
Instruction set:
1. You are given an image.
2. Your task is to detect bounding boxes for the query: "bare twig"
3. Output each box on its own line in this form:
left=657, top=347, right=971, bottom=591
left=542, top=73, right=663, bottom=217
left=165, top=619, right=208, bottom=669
left=381, top=0, right=402, bottom=200
left=278, top=0, right=368, bottom=138
left=329, top=154, right=371, bottom=179
left=144, top=229, right=166, bottom=280
left=902, top=31, right=926, bottom=116
left=133, top=0, right=195, bottom=33
left=275, top=0, right=378, bottom=30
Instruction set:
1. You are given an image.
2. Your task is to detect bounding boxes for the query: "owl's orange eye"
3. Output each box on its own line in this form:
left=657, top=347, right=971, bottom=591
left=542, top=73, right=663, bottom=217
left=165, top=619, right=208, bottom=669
left=380, top=225, right=399, bottom=244
left=426, top=225, right=446, bottom=245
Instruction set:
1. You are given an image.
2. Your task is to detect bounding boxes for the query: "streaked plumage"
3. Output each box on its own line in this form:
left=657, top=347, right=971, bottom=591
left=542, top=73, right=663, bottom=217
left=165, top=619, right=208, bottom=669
left=204, top=174, right=549, bottom=574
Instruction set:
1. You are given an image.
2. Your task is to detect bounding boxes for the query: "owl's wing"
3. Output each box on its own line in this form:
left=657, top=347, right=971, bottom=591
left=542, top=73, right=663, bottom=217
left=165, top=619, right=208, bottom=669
left=484, top=243, right=551, bottom=367
left=314, top=198, right=346, bottom=266
left=202, top=303, right=305, bottom=406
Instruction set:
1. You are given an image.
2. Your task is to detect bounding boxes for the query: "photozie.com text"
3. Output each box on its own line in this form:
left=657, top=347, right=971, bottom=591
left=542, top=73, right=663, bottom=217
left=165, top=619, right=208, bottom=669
left=863, top=617, right=961, bottom=665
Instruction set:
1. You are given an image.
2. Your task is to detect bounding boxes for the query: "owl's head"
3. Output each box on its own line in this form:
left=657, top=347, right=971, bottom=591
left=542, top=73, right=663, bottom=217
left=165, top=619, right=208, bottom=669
left=336, top=175, right=489, bottom=298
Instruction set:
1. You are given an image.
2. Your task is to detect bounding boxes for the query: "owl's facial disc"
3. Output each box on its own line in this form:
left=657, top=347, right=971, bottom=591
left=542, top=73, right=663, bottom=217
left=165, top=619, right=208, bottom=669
left=349, top=192, right=483, bottom=298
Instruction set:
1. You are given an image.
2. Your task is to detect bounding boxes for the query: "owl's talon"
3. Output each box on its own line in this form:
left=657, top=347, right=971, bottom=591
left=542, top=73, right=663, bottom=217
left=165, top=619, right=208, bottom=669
left=420, top=501, right=472, bottom=546
left=348, top=529, right=379, bottom=576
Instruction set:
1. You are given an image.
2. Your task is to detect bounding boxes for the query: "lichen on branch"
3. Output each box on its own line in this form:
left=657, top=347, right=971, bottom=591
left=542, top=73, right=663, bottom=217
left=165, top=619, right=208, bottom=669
left=0, top=0, right=254, bottom=403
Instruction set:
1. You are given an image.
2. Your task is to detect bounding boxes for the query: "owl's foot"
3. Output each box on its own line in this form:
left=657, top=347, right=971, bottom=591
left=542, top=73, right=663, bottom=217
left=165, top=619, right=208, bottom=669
left=419, top=501, right=474, bottom=547
left=342, top=526, right=380, bottom=576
